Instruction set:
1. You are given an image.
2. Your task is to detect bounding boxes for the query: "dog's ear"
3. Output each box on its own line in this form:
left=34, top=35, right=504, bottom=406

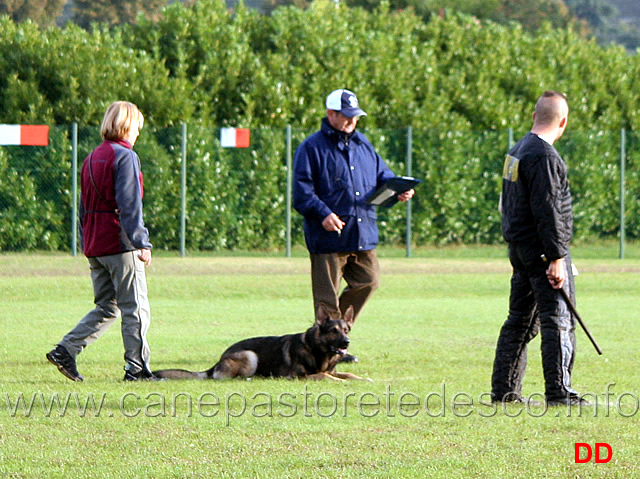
left=315, top=302, right=331, bottom=326
left=343, top=305, right=355, bottom=329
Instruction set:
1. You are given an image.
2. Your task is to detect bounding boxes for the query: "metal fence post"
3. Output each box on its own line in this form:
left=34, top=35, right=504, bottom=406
left=620, top=128, right=626, bottom=260
left=71, top=122, right=78, bottom=257
left=405, top=126, right=413, bottom=258
left=180, top=122, right=187, bottom=257
left=286, top=125, right=293, bottom=258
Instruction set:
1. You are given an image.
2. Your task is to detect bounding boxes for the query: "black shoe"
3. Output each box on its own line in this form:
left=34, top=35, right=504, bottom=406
left=124, top=369, right=162, bottom=382
left=337, top=353, right=359, bottom=364
left=492, top=394, right=543, bottom=407
left=547, top=396, right=592, bottom=407
left=46, top=345, right=84, bottom=382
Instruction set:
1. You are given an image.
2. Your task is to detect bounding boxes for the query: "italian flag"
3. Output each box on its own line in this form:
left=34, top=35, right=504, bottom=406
left=0, top=124, right=49, bottom=146
left=220, top=128, right=250, bottom=148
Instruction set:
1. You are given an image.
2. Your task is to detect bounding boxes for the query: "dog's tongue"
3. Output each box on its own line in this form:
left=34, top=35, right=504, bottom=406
left=337, top=348, right=348, bottom=355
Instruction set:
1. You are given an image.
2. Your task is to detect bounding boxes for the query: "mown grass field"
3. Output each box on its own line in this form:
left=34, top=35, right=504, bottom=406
left=1, top=245, right=639, bottom=478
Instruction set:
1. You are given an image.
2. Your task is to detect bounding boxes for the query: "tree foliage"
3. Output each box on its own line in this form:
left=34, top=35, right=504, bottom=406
left=566, top=0, right=640, bottom=50
left=71, top=0, right=170, bottom=29
left=0, top=0, right=66, bottom=27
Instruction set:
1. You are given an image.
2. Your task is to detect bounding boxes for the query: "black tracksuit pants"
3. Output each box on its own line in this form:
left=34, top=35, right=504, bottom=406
left=491, top=243, right=579, bottom=401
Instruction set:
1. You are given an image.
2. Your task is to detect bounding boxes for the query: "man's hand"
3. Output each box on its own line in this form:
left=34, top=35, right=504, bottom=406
left=398, top=189, right=415, bottom=202
left=138, top=248, right=152, bottom=266
left=546, top=257, right=565, bottom=289
left=322, top=213, right=345, bottom=233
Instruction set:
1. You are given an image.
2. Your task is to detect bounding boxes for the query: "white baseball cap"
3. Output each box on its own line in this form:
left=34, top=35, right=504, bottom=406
left=325, top=89, right=367, bottom=118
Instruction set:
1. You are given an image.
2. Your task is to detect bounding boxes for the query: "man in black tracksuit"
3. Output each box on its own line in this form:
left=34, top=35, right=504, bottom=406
left=491, top=91, right=587, bottom=406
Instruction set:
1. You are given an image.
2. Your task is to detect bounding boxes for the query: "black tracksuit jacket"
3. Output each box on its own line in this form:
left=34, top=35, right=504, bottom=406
left=501, top=132, right=572, bottom=261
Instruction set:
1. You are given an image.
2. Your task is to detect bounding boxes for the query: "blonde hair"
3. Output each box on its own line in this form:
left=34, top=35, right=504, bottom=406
left=100, top=101, right=144, bottom=141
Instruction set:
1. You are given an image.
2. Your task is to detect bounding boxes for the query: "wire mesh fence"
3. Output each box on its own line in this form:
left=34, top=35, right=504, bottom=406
left=0, top=124, right=636, bottom=256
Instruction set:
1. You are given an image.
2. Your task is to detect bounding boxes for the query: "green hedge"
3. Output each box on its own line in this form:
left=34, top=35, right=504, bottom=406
left=0, top=1, right=639, bottom=251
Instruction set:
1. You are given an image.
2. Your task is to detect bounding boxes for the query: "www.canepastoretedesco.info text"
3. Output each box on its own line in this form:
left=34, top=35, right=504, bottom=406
left=3, top=383, right=636, bottom=425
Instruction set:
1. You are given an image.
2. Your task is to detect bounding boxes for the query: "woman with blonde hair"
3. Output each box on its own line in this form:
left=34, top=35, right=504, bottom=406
left=47, top=101, right=156, bottom=381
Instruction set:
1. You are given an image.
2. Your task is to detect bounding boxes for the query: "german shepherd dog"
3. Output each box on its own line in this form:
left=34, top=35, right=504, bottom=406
left=153, top=303, right=370, bottom=382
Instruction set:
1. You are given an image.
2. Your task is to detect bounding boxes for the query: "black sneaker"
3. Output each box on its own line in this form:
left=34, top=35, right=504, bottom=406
left=124, top=369, right=162, bottom=382
left=547, top=396, right=593, bottom=407
left=337, top=353, right=359, bottom=364
left=492, top=394, right=543, bottom=407
left=46, top=345, right=84, bottom=382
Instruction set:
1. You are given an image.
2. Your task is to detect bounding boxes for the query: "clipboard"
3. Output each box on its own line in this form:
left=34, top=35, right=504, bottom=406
left=367, top=176, right=422, bottom=207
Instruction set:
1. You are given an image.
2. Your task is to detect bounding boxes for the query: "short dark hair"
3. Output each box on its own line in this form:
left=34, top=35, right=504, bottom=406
left=542, top=90, right=567, bottom=101
left=535, top=91, right=568, bottom=125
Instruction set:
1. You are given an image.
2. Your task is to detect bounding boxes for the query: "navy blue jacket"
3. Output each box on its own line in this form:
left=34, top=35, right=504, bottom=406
left=293, top=117, right=395, bottom=254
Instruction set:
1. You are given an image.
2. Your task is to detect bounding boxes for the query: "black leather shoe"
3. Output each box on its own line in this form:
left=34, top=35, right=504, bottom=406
left=337, top=353, right=359, bottom=364
left=46, top=345, right=84, bottom=382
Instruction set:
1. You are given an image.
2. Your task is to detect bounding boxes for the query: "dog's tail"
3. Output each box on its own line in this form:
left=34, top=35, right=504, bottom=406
left=153, top=369, right=209, bottom=380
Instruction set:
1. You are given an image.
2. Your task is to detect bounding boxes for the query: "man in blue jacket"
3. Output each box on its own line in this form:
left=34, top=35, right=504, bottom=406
left=293, top=89, right=414, bottom=362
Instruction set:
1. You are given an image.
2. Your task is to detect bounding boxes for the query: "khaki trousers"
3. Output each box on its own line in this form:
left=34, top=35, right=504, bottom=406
left=310, top=249, right=379, bottom=321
